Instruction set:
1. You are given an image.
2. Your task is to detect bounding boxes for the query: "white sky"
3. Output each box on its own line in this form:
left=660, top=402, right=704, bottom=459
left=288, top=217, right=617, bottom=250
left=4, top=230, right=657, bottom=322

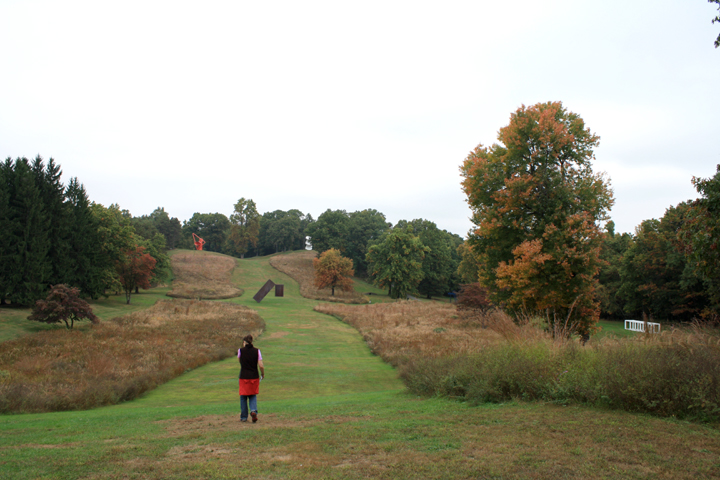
left=1, top=0, right=718, bottom=237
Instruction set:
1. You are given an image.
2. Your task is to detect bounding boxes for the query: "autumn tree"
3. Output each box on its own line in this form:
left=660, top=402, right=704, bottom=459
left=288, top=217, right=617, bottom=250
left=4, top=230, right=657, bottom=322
left=366, top=227, right=429, bottom=299
left=226, top=198, right=260, bottom=258
left=115, top=246, right=157, bottom=304
left=28, top=284, right=99, bottom=329
left=460, top=101, right=613, bottom=335
left=313, top=248, right=354, bottom=295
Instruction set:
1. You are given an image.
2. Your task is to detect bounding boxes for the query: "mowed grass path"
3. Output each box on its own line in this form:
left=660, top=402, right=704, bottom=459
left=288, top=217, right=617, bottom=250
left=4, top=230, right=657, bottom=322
left=2, top=252, right=720, bottom=479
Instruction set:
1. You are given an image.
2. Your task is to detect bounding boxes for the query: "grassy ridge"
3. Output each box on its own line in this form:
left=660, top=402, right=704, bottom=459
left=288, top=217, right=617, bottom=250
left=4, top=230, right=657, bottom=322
left=1, top=251, right=720, bottom=479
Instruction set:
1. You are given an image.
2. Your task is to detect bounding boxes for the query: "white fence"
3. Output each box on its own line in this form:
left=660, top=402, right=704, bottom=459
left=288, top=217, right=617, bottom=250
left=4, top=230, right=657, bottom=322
left=624, top=319, right=661, bottom=333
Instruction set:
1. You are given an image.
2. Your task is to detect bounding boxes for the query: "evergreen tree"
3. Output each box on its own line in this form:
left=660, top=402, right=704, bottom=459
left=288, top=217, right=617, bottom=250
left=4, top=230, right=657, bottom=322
left=32, top=156, right=71, bottom=287
left=6, top=158, right=51, bottom=305
left=65, top=178, right=107, bottom=298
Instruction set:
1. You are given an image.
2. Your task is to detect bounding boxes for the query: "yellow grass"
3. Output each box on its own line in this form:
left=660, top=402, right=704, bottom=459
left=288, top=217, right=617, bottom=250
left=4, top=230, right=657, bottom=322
left=314, top=301, right=508, bottom=366
left=270, top=250, right=368, bottom=304
left=167, top=250, right=243, bottom=299
left=0, top=299, right=264, bottom=413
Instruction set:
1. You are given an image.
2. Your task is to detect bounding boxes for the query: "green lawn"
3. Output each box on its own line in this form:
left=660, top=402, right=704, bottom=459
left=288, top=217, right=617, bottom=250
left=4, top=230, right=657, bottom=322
left=1, top=252, right=719, bottom=479
left=596, top=319, right=636, bottom=339
left=0, top=286, right=171, bottom=343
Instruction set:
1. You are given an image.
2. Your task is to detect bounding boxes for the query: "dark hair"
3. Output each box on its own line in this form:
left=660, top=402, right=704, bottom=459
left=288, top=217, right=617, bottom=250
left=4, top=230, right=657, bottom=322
left=243, top=334, right=253, bottom=346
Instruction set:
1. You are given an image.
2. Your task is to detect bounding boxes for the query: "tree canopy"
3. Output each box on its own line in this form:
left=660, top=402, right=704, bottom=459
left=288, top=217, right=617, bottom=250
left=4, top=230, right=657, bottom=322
left=460, top=102, right=613, bottom=335
left=28, top=284, right=99, bottom=329
left=366, top=227, right=429, bottom=299
left=313, top=248, right=354, bottom=296
left=226, top=198, right=260, bottom=258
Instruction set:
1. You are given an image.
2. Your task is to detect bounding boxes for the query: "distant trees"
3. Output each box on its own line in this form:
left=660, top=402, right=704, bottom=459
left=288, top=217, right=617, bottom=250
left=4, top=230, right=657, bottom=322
left=307, top=208, right=390, bottom=276
left=366, top=226, right=429, bottom=299
left=256, top=209, right=311, bottom=255
left=680, top=165, right=720, bottom=312
left=182, top=213, right=231, bottom=253
left=395, top=219, right=460, bottom=299
left=28, top=284, right=99, bottom=329
left=313, top=248, right=354, bottom=296
left=226, top=198, right=260, bottom=258
left=131, top=207, right=182, bottom=249
left=461, top=102, right=613, bottom=335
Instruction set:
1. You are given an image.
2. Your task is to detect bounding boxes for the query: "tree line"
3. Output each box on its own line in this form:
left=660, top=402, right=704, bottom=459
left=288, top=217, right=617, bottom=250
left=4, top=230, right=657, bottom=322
left=596, top=168, right=720, bottom=322
left=178, top=201, right=465, bottom=299
left=0, top=156, right=172, bottom=306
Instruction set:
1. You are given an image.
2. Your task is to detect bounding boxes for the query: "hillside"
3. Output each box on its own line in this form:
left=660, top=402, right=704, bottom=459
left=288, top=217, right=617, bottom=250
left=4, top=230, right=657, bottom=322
left=1, top=251, right=719, bottom=479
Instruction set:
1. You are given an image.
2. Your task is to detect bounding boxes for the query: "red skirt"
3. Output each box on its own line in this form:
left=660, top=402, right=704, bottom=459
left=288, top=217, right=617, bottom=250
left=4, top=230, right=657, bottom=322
left=239, top=378, right=260, bottom=396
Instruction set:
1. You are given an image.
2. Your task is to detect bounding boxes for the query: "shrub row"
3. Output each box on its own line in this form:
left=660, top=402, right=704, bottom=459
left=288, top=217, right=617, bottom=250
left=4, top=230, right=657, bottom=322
left=400, top=336, right=720, bottom=422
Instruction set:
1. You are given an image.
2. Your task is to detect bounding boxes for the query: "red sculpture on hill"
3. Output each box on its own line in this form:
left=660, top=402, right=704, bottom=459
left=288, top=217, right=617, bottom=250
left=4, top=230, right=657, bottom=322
left=192, top=233, right=205, bottom=251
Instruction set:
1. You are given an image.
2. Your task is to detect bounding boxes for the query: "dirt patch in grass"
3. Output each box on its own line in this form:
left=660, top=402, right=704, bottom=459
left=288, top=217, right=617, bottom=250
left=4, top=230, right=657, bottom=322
left=270, top=251, right=368, bottom=304
left=0, top=299, right=264, bottom=413
left=167, top=251, right=243, bottom=299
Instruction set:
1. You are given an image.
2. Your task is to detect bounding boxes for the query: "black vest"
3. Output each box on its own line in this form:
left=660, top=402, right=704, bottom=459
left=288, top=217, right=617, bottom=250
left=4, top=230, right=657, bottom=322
left=239, top=345, right=259, bottom=379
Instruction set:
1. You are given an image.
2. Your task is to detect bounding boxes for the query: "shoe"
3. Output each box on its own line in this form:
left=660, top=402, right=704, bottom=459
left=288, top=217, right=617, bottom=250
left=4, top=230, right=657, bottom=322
left=251, top=411, right=258, bottom=423
left=240, top=418, right=247, bottom=422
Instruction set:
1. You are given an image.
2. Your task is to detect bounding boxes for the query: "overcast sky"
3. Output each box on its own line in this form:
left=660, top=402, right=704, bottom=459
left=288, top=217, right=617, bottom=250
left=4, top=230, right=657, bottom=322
left=1, top=0, right=718, bottom=237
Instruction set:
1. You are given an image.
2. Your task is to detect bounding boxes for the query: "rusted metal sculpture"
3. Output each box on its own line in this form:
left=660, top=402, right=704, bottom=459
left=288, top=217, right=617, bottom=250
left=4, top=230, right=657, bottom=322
left=253, top=280, right=286, bottom=303
left=192, top=233, right=205, bottom=251
left=253, top=280, right=275, bottom=303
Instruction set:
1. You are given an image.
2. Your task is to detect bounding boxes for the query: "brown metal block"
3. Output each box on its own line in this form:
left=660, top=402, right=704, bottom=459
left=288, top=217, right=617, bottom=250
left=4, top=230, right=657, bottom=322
left=274, top=284, right=284, bottom=297
left=253, top=280, right=275, bottom=303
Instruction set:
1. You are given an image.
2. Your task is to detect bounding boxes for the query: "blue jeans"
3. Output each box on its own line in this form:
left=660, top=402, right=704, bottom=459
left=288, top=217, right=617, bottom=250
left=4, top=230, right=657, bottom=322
left=240, top=395, right=257, bottom=420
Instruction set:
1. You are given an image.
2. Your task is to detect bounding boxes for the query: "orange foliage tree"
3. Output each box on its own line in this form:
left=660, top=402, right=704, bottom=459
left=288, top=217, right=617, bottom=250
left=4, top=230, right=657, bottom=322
left=460, top=101, right=613, bottom=336
left=116, top=246, right=157, bottom=304
left=313, top=248, right=354, bottom=296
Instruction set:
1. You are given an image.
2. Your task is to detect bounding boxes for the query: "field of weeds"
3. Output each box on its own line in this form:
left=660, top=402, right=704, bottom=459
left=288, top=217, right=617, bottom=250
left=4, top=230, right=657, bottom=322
left=317, top=301, right=720, bottom=422
left=315, top=301, right=504, bottom=366
left=270, top=250, right=368, bottom=304
left=167, top=250, right=244, bottom=299
left=0, top=299, right=264, bottom=413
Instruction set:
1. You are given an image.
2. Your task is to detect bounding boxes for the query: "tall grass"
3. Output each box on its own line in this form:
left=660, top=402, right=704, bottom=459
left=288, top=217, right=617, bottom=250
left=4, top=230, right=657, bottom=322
left=0, top=299, right=264, bottom=413
left=271, top=250, right=368, bottom=304
left=167, top=250, right=244, bottom=299
left=317, top=302, right=720, bottom=422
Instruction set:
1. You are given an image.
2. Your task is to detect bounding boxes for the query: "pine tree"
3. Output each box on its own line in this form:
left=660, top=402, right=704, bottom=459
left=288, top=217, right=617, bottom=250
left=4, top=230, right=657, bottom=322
left=6, top=158, right=51, bottom=305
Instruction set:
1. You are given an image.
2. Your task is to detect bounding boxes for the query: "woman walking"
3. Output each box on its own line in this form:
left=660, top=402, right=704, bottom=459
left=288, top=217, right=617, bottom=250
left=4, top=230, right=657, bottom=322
left=238, top=334, right=264, bottom=423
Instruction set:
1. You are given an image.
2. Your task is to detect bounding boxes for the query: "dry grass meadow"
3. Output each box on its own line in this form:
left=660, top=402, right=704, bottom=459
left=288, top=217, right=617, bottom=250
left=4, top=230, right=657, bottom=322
left=167, top=250, right=243, bottom=299
left=270, top=250, right=368, bottom=304
left=317, top=300, right=720, bottom=421
left=0, top=299, right=264, bottom=413
left=314, top=301, right=506, bottom=366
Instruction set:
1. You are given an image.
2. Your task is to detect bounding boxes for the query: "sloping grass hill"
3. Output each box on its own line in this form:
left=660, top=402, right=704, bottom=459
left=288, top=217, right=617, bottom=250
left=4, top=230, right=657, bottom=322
left=1, top=250, right=719, bottom=479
